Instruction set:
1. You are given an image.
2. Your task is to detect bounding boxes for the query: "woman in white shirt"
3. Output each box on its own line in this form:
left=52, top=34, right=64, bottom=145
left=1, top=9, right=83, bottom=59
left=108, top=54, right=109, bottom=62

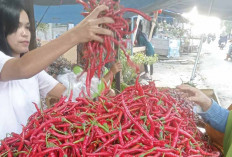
left=0, top=0, right=114, bottom=140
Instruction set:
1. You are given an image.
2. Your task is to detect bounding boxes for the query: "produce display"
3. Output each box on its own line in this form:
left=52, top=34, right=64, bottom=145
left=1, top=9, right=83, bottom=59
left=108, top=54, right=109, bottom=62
left=0, top=0, right=222, bottom=156
left=0, top=77, right=220, bottom=156
left=75, top=0, right=151, bottom=96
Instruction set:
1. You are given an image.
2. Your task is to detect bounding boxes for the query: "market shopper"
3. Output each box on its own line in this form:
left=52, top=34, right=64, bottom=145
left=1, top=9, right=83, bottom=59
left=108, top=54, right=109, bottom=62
left=224, top=39, right=232, bottom=61
left=97, top=61, right=123, bottom=97
left=136, top=22, right=155, bottom=80
left=176, top=84, right=232, bottom=156
left=0, top=0, right=114, bottom=140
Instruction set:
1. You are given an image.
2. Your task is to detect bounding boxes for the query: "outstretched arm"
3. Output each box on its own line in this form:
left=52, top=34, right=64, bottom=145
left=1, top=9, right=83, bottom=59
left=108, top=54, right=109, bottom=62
left=176, top=84, right=212, bottom=112
left=177, top=84, right=229, bottom=132
left=0, top=5, right=114, bottom=81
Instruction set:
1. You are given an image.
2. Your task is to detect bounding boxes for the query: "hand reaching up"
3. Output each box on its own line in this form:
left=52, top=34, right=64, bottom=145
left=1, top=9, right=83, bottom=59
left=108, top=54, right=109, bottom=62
left=110, top=61, right=122, bottom=75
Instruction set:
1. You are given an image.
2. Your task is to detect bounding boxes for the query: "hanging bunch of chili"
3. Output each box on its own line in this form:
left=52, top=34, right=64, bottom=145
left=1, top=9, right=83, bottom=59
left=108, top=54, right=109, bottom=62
left=75, top=0, right=151, bottom=96
left=0, top=80, right=220, bottom=156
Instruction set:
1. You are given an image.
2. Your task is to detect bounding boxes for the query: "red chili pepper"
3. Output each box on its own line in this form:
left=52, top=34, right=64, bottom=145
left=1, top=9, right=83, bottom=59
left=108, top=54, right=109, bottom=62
left=121, top=95, right=155, bottom=142
left=86, top=152, right=112, bottom=156
left=35, top=147, right=65, bottom=156
left=82, top=132, right=89, bottom=157
left=115, top=8, right=151, bottom=21
left=86, top=67, right=91, bottom=96
left=1, top=140, right=13, bottom=157
left=17, top=126, right=25, bottom=151
left=94, top=126, right=107, bottom=142
left=94, top=134, right=119, bottom=153
left=123, top=135, right=141, bottom=149
left=116, top=148, right=144, bottom=156
left=118, top=124, right=124, bottom=146
left=33, top=102, right=42, bottom=116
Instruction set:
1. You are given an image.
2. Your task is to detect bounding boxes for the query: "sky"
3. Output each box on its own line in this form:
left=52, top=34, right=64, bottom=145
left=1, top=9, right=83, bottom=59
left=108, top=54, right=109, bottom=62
left=182, top=7, right=221, bottom=36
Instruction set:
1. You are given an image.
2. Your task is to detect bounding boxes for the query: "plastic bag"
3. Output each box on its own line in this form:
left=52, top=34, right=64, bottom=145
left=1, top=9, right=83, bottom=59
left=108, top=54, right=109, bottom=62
left=57, top=71, right=102, bottom=101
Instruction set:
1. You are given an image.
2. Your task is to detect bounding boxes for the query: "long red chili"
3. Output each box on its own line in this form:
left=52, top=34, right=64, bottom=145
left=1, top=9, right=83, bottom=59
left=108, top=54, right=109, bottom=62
left=121, top=95, right=155, bottom=142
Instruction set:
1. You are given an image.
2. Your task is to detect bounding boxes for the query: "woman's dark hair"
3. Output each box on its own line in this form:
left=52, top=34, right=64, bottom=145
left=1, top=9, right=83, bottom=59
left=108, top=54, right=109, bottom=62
left=0, top=0, right=27, bottom=56
left=136, top=21, right=149, bottom=46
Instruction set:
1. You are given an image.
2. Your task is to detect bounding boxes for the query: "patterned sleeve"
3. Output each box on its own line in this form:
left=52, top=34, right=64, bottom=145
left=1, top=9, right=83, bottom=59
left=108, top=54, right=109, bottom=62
left=198, top=100, right=229, bottom=133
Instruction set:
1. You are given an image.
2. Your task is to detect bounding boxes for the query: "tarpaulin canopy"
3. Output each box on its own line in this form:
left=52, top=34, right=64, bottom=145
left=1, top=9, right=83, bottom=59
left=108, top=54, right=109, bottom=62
left=34, top=4, right=84, bottom=24
left=33, top=0, right=232, bottom=21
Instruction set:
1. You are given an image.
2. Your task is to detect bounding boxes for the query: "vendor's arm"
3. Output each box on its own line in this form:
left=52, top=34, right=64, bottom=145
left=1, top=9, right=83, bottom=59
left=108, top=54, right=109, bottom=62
left=177, top=84, right=229, bottom=132
left=198, top=100, right=229, bottom=132
left=37, top=70, right=66, bottom=99
left=0, top=5, right=114, bottom=81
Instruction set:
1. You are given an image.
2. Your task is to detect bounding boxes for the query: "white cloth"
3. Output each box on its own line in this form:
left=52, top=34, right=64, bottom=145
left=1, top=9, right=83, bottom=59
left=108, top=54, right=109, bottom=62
left=0, top=51, right=59, bottom=140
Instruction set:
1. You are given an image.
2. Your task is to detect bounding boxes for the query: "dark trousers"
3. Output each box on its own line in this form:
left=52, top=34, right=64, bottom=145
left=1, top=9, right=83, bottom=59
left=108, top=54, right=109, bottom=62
left=144, top=64, right=153, bottom=75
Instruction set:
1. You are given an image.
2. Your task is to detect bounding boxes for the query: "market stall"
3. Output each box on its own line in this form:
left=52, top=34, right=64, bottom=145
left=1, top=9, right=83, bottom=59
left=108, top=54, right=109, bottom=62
left=2, top=0, right=232, bottom=156
left=0, top=0, right=226, bottom=156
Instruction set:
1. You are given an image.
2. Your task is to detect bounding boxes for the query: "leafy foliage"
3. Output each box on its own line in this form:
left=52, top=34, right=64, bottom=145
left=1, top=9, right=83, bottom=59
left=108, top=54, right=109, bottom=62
left=36, top=23, right=49, bottom=32
left=223, top=20, right=232, bottom=35
left=120, top=50, right=158, bottom=86
left=131, top=52, right=158, bottom=65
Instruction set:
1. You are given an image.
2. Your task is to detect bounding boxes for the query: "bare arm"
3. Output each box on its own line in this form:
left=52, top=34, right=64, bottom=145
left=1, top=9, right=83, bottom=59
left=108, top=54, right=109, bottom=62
left=103, top=61, right=122, bottom=83
left=47, top=83, right=66, bottom=98
left=0, top=5, right=114, bottom=81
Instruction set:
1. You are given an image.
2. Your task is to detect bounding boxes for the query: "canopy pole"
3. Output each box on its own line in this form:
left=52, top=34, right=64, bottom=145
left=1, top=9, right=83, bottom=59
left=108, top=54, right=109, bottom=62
left=208, top=0, right=215, bottom=16
left=36, top=6, right=50, bottom=29
left=189, top=0, right=214, bottom=84
left=148, top=11, right=158, bottom=41
left=189, top=36, right=203, bottom=84
left=114, top=0, right=121, bottom=94
left=115, top=46, right=120, bottom=94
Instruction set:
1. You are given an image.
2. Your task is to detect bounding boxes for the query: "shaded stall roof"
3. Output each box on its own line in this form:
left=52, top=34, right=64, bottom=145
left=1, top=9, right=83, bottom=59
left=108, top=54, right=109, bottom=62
left=34, top=4, right=84, bottom=24
left=33, top=0, right=232, bottom=23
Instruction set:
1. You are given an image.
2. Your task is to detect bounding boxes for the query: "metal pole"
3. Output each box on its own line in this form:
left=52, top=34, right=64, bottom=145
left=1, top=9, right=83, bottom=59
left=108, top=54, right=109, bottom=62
left=113, top=0, right=120, bottom=94
left=189, top=0, right=214, bottom=84
left=115, top=48, right=120, bottom=94
left=189, top=36, right=203, bottom=84
left=36, top=6, right=50, bottom=29
left=208, top=0, right=215, bottom=16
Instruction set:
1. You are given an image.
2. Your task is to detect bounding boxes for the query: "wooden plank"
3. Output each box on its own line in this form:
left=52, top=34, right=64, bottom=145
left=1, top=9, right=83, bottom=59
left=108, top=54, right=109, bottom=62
left=133, top=46, right=146, bottom=53
left=148, top=11, right=158, bottom=41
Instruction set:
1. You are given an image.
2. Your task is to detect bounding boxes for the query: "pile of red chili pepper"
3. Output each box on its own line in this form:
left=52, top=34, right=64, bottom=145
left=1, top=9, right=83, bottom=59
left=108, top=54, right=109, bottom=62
left=76, top=0, right=151, bottom=96
left=0, top=77, right=220, bottom=156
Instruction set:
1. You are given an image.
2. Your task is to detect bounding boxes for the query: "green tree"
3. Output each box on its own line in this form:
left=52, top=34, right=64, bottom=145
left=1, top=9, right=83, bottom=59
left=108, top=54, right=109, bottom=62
left=222, top=20, right=232, bottom=35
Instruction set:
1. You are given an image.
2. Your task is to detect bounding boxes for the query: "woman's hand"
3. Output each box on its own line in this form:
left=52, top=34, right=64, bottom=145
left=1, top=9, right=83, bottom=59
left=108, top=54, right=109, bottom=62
left=105, top=89, right=116, bottom=97
left=74, top=5, right=114, bottom=43
left=110, top=61, right=122, bottom=75
left=176, top=84, right=212, bottom=112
